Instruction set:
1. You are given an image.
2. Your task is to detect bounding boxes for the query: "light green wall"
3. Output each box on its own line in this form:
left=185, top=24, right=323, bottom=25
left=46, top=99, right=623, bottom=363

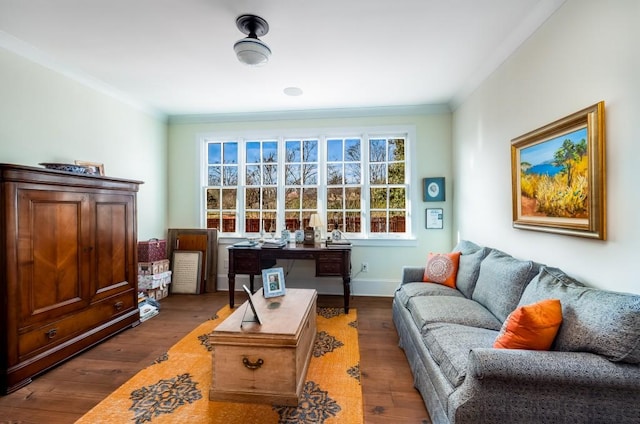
left=0, top=47, right=168, bottom=240
left=452, top=0, right=640, bottom=294
left=168, top=110, right=452, bottom=295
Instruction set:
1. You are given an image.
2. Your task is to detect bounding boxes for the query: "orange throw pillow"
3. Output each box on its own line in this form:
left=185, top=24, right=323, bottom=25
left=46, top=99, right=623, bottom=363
left=494, top=299, right=563, bottom=350
left=422, top=252, right=461, bottom=289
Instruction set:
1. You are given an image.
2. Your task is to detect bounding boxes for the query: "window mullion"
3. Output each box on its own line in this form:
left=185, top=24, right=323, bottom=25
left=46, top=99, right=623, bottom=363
left=317, top=136, right=326, bottom=224
left=277, top=136, right=286, bottom=233
left=362, top=133, right=370, bottom=236
left=238, top=138, right=247, bottom=234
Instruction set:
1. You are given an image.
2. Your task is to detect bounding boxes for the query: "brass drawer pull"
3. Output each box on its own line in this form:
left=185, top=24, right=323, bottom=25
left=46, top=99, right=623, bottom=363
left=46, top=328, right=58, bottom=339
left=242, top=357, right=264, bottom=370
left=114, top=301, right=124, bottom=311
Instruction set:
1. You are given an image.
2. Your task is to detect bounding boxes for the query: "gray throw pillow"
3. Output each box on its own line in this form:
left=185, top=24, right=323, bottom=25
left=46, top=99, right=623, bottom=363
left=472, top=249, right=540, bottom=322
left=452, top=240, right=483, bottom=255
left=455, top=246, right=490, bottom=298
left=520, top=266, right=640, bottom=364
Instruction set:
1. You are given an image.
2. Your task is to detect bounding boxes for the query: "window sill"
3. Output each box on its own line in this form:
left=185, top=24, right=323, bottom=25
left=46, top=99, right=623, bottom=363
left=218, top=235, right=418, bottom=248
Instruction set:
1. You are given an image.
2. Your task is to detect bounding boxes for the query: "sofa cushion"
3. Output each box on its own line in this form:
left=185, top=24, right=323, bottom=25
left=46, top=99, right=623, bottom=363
left=455, top=246, right=491, bottom=298
left=395, top=282, right=464, bottom=307
left=422, top=322, right=498, bottom=387
left=472, top=249, right=540, bottom=322
left=493, top=299, right=563, bottom=350
left=520, top=266, right=640, bottom=364
left=423, top=251, right=461, bottom=288
left=407, top=296, right=503, bottom=331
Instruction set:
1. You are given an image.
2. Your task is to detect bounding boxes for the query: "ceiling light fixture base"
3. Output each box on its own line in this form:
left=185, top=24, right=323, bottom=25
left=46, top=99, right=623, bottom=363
left=234, top=14, right=271, bottom=66
left=236, top=14, right=269, bottom=37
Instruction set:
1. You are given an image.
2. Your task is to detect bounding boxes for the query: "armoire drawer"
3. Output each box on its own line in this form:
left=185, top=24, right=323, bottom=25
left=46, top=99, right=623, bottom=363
left=18, top=290, right=135, bottom=358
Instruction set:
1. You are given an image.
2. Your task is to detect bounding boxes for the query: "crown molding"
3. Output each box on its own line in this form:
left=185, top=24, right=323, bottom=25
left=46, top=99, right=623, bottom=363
left=0, top=31, right=167, bottom=122
left=168, top=104, right=451, bottom=125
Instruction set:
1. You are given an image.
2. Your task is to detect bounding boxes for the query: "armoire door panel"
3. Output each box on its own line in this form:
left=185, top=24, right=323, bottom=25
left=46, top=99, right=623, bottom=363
left=17, top=189, right=90, bottom=328
left=92, top=195, right=135, bottom=300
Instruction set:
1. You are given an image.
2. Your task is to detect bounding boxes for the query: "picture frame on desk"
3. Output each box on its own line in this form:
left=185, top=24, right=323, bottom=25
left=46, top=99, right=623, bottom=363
left=262, top=267, right=286, bottom=298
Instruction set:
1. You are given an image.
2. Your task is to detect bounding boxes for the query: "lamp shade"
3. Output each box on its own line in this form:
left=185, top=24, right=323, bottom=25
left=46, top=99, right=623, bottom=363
left=308, top=213, right=323, bottom=243
left=308, top=213, right=323, bottom=228
left=234, top=37, right=271, bottom=66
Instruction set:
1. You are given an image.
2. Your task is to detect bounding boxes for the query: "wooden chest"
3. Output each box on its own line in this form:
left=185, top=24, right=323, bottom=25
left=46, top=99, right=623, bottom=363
left=209, top=288, right=317, bottom=406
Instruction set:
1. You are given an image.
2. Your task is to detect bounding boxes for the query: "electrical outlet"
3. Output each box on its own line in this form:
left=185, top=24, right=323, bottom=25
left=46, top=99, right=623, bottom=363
left=361, top=262, right=369, bottom=272
left=223, top=259, right=229, bottom=271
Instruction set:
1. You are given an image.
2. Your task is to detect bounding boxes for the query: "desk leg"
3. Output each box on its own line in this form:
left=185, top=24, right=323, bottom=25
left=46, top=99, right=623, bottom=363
left=249, top=274, right=255, bottom=293
left=228, top=273, right=235, bottom=308
left=343, top=275, right=351, bottom=314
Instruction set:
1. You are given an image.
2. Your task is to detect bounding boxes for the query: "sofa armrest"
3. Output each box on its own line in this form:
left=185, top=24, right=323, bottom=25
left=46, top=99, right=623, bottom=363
left=401, top=266, right=425, bottom=285
left=468, top=348, right=640, bottom=389
left=448, top=348, right=640, bottom=423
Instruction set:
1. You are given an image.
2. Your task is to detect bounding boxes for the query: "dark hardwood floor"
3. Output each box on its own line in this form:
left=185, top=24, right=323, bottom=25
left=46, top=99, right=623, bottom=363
left=0, top=292, right=430, bottom=424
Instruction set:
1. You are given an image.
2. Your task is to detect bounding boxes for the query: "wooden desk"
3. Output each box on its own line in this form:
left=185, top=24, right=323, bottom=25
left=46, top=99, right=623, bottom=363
left=227, top=245, right=352, bottom=312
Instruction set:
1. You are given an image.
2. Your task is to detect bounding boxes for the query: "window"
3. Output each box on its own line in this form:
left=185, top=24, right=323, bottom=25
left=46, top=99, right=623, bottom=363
left=326, top=138, right=362, bottom=233
left=202, top=127, right=413, bottom=241
left=369, top=137, right=406, bottom=233
left=284, top=139, right=319, bottom=231
left=245, top=139, right=278, bottom=233
left=206, top=141, right=238, bottom=232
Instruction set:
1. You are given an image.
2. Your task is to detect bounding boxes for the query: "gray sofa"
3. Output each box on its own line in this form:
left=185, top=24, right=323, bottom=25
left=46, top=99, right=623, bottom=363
left=392, top=240, right=640, bottom=424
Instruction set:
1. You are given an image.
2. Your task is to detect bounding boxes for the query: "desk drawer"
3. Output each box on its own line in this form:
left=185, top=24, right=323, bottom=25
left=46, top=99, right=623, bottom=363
left=231, top=249, right=261, bottom=273
left=316, top=260, right=343, bottom=276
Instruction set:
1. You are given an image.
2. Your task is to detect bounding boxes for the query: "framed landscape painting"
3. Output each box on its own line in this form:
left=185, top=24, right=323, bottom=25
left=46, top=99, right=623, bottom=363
left=511, top=101, right=606, bottom=239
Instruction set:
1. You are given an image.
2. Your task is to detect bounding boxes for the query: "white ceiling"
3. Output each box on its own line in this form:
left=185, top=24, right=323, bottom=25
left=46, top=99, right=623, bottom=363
left=0, top=0, right=566, bottom=117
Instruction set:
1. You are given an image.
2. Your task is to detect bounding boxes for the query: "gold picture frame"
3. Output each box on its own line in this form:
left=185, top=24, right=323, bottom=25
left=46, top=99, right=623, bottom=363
left=74, top=160, right=104, bottom=176
left=511, top=101, right=606, bottom=239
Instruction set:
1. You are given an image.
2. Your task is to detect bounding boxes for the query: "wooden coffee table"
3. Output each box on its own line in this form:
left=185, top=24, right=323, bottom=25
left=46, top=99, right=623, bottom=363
left=209, top=288, right=317, bottom=405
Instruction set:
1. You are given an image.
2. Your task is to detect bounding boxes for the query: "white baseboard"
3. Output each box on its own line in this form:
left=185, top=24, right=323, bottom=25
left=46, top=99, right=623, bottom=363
left=215, top=274, right=397, bottom=297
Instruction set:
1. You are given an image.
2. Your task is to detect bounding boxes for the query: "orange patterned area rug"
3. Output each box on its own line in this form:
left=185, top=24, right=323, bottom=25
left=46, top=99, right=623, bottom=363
left=75, top=306, right=362, bottom=424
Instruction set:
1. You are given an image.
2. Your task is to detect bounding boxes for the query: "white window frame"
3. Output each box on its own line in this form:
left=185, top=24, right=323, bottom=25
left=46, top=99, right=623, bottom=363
left=199, top=126, right=417, bottom=246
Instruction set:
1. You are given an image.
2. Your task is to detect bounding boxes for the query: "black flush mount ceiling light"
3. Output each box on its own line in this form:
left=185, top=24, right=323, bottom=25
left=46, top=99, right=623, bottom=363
left=234, top=14, right=271, bottom=66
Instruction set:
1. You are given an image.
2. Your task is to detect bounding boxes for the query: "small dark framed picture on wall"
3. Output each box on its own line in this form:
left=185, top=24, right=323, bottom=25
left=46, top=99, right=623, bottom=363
left=426, top=208, right=444, bottom=229
left=424, top=177, right=445, bottom=201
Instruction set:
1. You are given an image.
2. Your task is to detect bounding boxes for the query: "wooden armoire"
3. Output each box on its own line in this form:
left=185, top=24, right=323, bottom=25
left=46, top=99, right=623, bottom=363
left=0, top=164, right=142, bottom=394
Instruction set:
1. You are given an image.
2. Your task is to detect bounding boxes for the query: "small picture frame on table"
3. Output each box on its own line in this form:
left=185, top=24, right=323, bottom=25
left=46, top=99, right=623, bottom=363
left=426, top=208, right=444, bottom=229
left=262, top=267, right=286, bottom=298
left=242, top=285, right=262, bottom=325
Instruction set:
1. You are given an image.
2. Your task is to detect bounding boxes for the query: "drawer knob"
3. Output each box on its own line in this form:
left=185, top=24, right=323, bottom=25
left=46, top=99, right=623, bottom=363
left=114, top=301, right=124, bottom=311
left=46, top=328, right=58, bottom=339
left=242, top=357, right=264, bottom=370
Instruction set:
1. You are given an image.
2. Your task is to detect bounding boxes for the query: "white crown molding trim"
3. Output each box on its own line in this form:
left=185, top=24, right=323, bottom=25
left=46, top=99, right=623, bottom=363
left=449, top=0, right=567, bottom=111
left=169, top=104, right=451, bottom=125
left=0, top=30, right=167, bottom=122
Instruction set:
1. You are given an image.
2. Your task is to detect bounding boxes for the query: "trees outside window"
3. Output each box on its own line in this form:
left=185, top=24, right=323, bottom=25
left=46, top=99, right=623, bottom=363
left=203, top=129, right=411, bottom=240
